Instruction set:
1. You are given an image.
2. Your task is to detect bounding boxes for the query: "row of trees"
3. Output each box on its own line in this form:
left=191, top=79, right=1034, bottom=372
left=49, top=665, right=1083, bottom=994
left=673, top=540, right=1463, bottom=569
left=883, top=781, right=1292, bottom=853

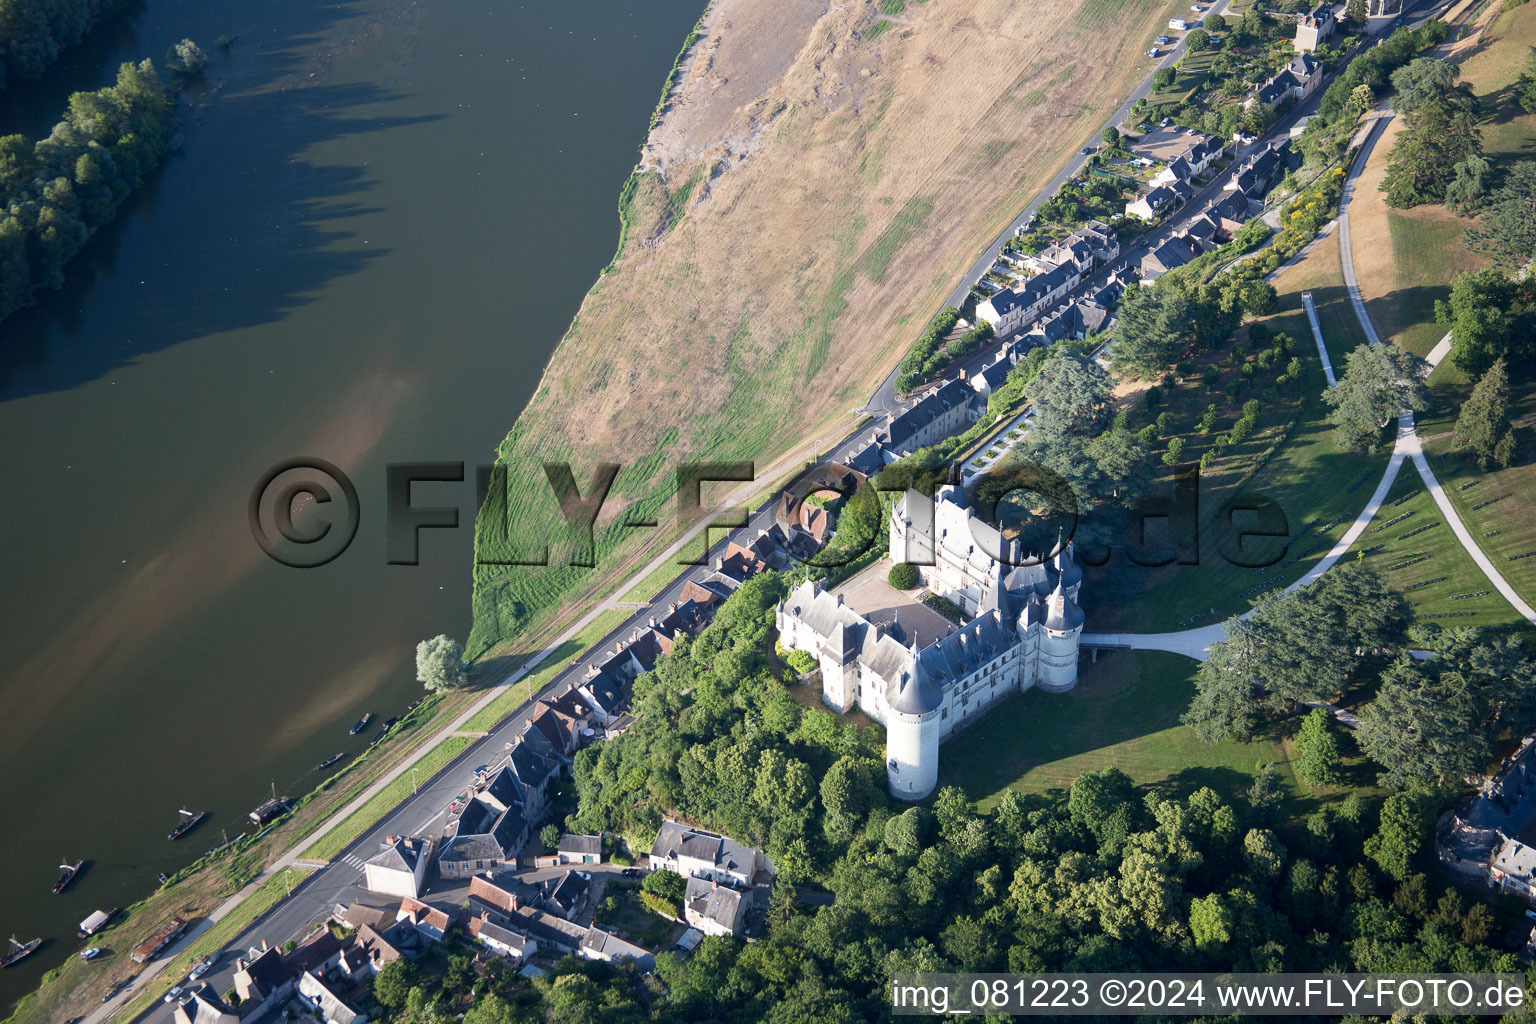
left=0, top=59, right=174, bottom=321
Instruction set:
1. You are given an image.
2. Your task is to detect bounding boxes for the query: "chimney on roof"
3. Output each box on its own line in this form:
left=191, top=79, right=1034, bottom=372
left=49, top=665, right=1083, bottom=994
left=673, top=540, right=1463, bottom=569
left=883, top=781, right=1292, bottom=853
left=648, top=617, right=657, bottom=628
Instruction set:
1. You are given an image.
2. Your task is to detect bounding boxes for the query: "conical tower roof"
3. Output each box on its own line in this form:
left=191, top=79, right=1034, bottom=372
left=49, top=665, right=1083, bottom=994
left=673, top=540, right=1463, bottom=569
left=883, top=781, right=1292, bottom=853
left=887, top=640, right=943, bottom=715
left=1044, top=576, right=1084, bottom=631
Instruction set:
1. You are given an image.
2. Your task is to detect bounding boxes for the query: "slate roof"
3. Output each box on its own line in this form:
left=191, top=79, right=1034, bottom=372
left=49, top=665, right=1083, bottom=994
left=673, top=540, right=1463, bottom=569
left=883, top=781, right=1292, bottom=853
left=235, top=947, right=293, bottom=999
left=284, top=930, right=341, bottom=976
left=886, top=378, right=975, bottom=450
left=366, top=835, right=428, bottom=876
left=579, top=926, right=655, bottom=968
left=685, top=876, right=745, bottom=932
left=468, top=914, right=531, bottom=955
left=545, top=871, right=590, bottom=918
left=558, top=833, right=602, bottom=857
left=172, top=987, right=238, bottom=1024
left=888, top=642, right=944, bottom=715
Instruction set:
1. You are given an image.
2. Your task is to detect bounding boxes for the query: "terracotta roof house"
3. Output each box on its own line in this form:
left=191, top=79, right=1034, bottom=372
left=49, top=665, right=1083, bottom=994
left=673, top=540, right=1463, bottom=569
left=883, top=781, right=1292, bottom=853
left=397, top=896, right=453, bottom=941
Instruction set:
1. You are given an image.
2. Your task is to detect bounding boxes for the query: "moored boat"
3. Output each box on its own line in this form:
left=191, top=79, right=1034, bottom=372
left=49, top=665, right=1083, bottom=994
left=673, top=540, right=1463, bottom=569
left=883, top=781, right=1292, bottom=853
left=79, top=908, right=118, bottom=938
left=1, top=936, right=40, bottom=968
left=167, top=808, right=208, bottom=841
left=53, top=859, right=83, bottom=894
left=348, top=712, right=374, bottom=735
left=314, top=752, right=348, bottom=772
left=369, top=717, right=400, bottom=746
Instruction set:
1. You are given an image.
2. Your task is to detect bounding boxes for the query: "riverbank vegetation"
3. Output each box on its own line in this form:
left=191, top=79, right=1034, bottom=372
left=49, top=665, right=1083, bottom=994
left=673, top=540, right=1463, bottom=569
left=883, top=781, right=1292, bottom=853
left=0, top=58, right=174, bottom=322
left=0, top=0, right=122, bottom=87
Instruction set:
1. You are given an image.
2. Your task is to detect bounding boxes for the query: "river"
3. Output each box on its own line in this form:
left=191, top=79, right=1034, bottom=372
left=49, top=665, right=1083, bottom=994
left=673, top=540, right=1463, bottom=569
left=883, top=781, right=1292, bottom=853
left=0, top=0, right=703, bottom=1004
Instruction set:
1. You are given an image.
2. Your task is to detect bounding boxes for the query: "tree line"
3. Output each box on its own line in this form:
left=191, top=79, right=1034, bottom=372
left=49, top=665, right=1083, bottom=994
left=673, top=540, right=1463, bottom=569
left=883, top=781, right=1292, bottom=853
left=0, top=0, right=123, bottom=87
left=0, top=58, right=174, bottom=323
left=1185, top=560, right=1536, bottom=792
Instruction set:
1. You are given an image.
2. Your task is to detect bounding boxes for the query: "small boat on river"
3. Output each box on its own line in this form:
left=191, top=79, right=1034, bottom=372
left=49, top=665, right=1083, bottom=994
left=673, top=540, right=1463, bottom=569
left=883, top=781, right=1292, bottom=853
left=1, top=937, right=40, bottom=968
left=315, top=752, right=348, bottom=772
left=348, top=713, right=374, bottom=735
left=168, top=809, right=208, bottom=841
left=53, top=859, right=83, bottom=894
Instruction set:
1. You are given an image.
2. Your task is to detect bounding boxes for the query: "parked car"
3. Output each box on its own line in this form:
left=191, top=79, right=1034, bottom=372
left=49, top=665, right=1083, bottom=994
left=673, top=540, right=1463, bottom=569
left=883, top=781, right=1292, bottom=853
left=188, top=962, right=209, bottom=982
left=621, top=868, right=641, bottom=878
left=1080, top=146, right=1096, bottom=155
left=163, top=987, right=182, bottom=1004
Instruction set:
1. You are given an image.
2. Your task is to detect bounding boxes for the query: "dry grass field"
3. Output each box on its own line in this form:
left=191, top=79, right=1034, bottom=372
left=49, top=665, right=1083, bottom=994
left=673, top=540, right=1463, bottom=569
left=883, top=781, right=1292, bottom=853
left=470, top=0, right=1189, bottom=659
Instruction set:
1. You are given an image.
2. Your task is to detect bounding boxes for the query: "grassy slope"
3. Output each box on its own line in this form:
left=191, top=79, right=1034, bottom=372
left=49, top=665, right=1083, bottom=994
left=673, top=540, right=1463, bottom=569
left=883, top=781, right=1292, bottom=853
left=468, top=0, right=1193, bottom=665
left=1349, top=1, right=1536, bottom=611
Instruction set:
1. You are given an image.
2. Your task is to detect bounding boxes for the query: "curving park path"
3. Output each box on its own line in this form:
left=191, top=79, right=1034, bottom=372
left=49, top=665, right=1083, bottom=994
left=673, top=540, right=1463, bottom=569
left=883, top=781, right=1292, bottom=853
left=1084, top=96, right=1536, bottom=661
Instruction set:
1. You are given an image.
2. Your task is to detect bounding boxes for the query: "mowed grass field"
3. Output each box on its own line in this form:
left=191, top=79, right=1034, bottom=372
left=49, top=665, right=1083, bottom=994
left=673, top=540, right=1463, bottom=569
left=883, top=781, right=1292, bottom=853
left=1348, top=468, right=1532, bottom=632
left=938, top=651, right=1336, bottom=814
left=1333, top=2, right=1536, bottom=625
left=1092, top=235, right=1383, bottom=633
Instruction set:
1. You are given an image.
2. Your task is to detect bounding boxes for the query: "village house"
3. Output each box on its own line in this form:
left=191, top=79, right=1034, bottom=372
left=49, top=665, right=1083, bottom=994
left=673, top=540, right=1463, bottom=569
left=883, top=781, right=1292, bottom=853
left=171, top=987, right=239, bottom=1024
left=231, top=946, right=296, bottom=1019
left=557, top=833, right=603, bottom=865
left=362, top=835, right=433, bottom=899
left=649, top=820, right=769, bottom=887
left=1139, top=235, right=1205, bottom=283
left=1247, top=53, right=1323, bottom=109
left=861, top=377, right=978, bottom=461
left=543, top=871, right=591, bottom=920
left=296, top=970, right=366, bottom=1024
left=397, top=896, right=453, bottom=942
left=684, top=876, right=748, bottom=938
left=1294, top=2, right=1336, bottom=51
left=1125, top=182, right=1186, bottom=222
left=468, top=913, right=535, bottom=963
left=579, top=927, right=657, bottom=971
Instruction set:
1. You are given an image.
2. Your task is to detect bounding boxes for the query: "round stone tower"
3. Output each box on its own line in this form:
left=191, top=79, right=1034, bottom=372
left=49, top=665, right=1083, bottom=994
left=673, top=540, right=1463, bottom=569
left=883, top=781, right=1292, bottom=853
left=1037, top=578, right=1084, bottom=693
left=884, top=642, right=942, bottom=801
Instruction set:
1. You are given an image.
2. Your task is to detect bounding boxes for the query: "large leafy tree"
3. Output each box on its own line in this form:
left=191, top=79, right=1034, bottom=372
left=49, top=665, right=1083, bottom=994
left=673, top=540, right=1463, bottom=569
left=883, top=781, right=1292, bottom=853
left=1356, top=630, right=1536, bottom=788
left=1381, top=95, right=1482, bottom=208
left=1024, top=347, right=1115, bottom=437
left=415, top=633, right=468, bottom=691
left=1466, top=161, right=1536, bottom=269
left=1389, top=58, right=1473, bottom=114
left=1324, top=343, right=1429, bottom=454
left=1110, top=286, right=1190, bottom=379
left=1452, top=356, right=1515, bottom=468
left=1293, top=708, right=1343, bottom=785
left=1434, top=267, right=1536, bottom=376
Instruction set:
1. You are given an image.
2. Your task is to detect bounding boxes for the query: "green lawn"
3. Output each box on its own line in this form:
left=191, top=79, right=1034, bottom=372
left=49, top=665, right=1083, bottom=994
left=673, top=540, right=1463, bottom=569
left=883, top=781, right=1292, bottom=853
left=1095, top=247, right=1384, bottom=633
left=938, top=651, right=1335, bottom=812
left=302, top=736, right=472, bottom=861
left=1414, top=383, right=1536, bottom=615
left=1148, top=47, right=1221, bottom=109
left=1347, top=466, right=1531, bottom=631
